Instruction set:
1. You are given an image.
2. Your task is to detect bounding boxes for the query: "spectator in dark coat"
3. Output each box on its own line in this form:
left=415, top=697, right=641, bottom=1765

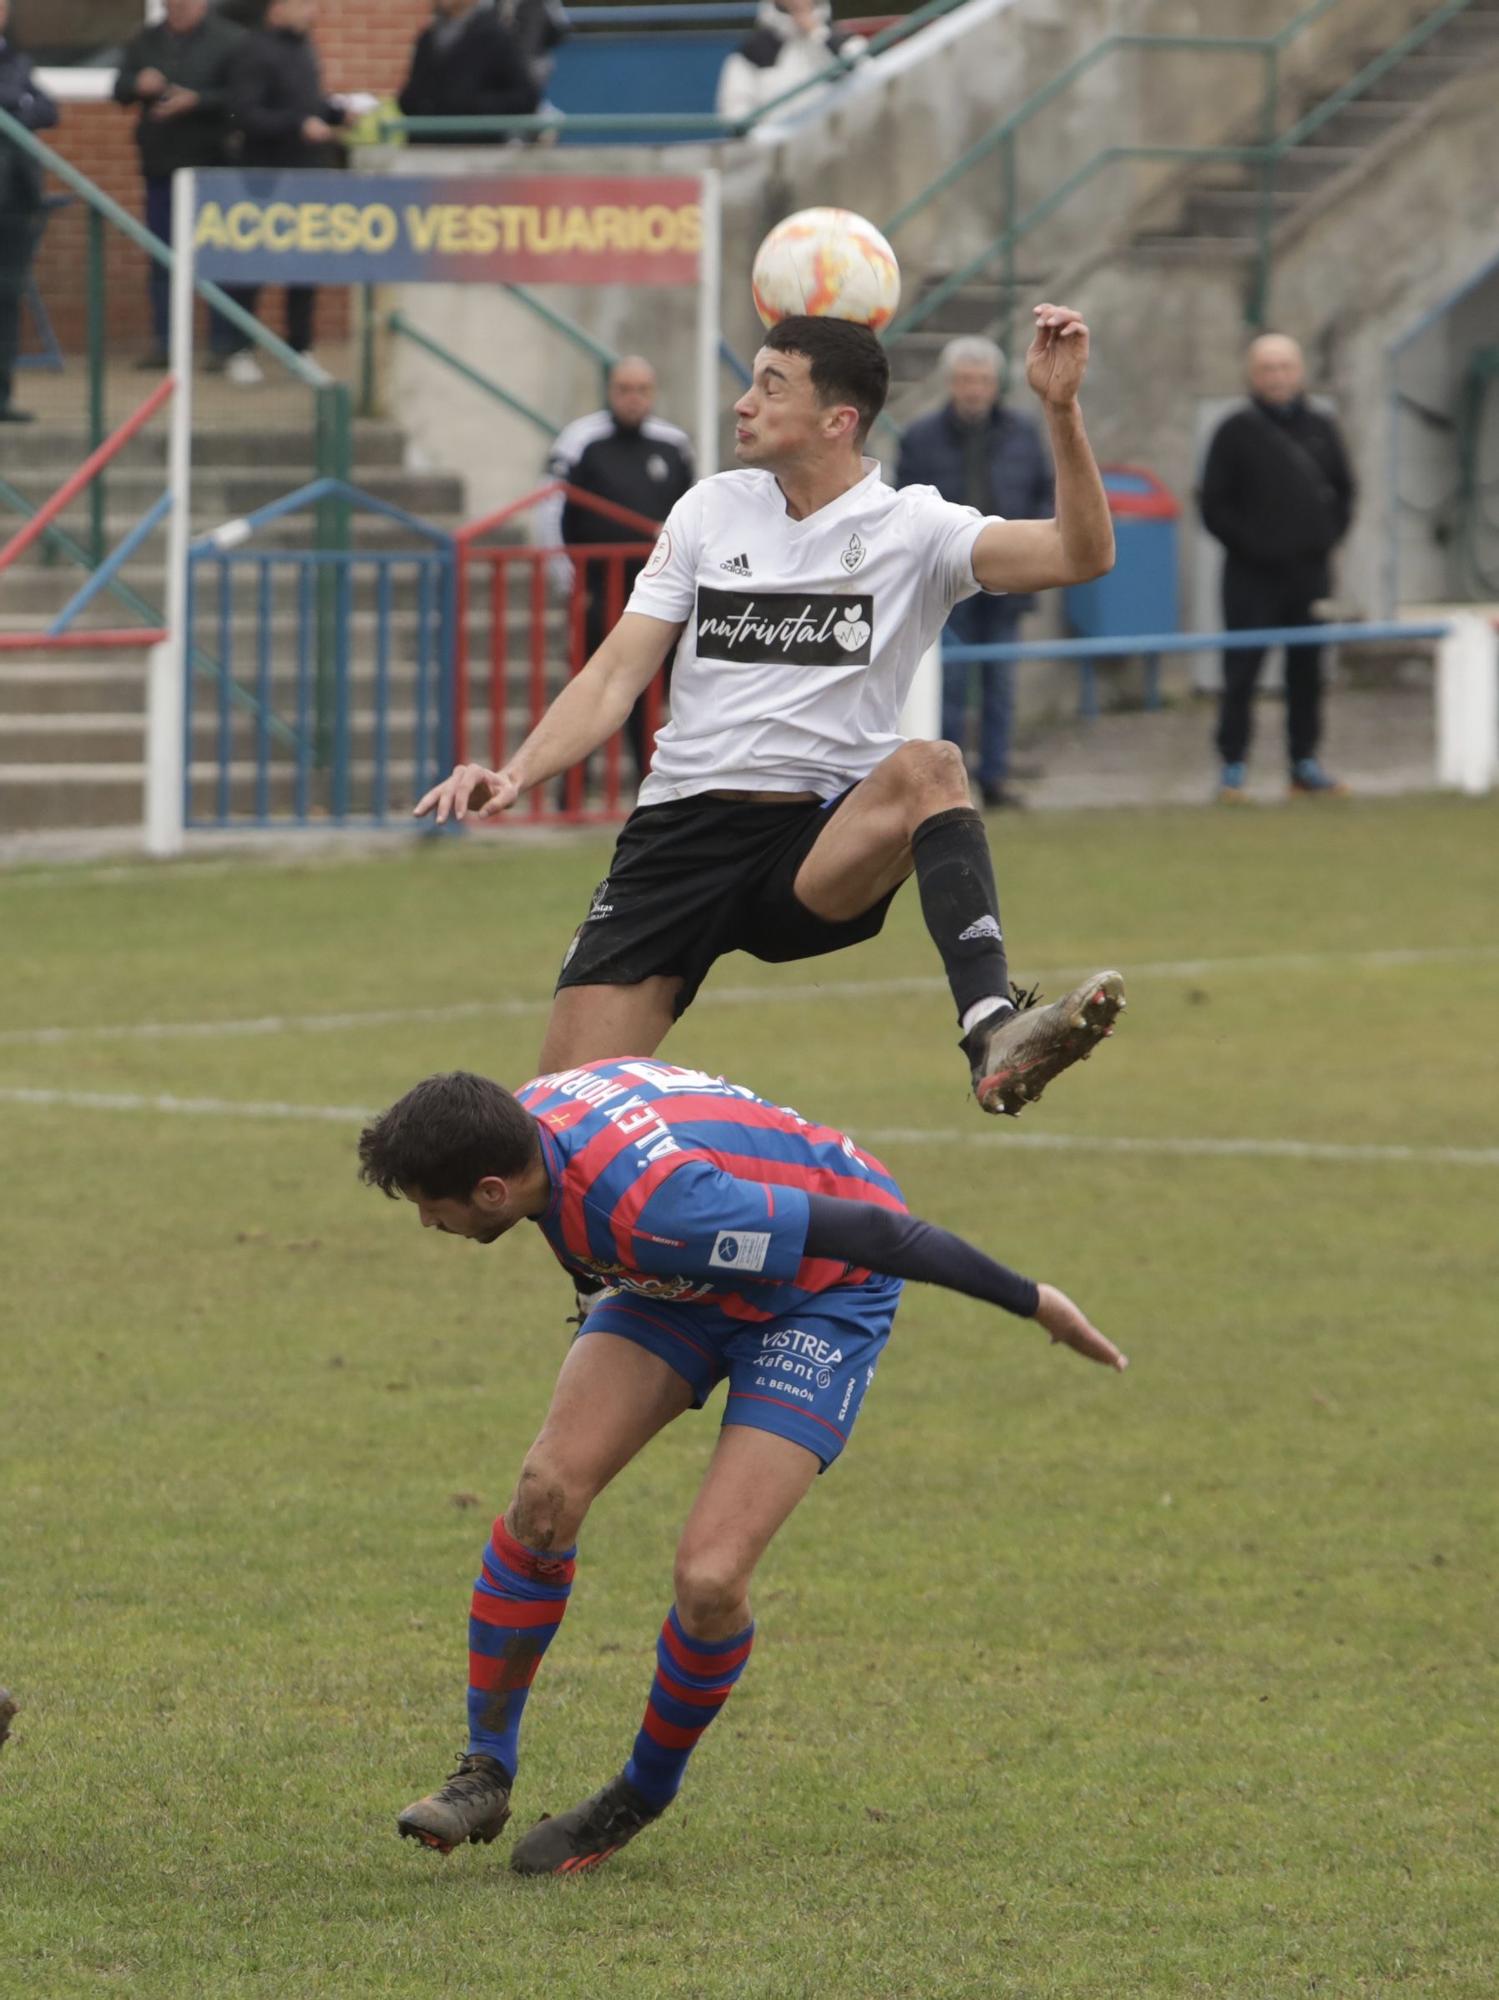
left=398, top=0, right=539, bottom=142
left=224, top=0, right=346, bottom=380
left=0, top=0, right=57, bottom=424
left=114, top=0, right=247, bottom=367
left=716, top=0, right=865, bottom=124
left=1200, top=332, right=1356, bottom=799
left=897, top=336, right=1054, bottom=808
left=537, top=356, right=695, bottom=791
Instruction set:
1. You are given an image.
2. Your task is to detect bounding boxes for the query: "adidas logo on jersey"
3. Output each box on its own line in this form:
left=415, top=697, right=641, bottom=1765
left=958, top=914, right=1003, bottom=944
left=719, top=552, right=753, bottom=576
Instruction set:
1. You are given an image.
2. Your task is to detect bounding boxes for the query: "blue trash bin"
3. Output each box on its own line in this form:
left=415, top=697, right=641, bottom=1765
left=1062, top=465, right=1181, bottom=717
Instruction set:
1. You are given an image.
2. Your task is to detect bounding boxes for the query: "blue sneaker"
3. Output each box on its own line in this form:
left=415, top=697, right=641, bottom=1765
left=1289, top=758, right=1348, bottom=797
left=1217, top=760, right=1249, bottom=802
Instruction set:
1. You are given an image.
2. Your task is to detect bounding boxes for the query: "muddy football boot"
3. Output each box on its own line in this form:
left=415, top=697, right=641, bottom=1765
left=962, top=971, right=1127, bottom=1116
left=509, top=1773, right=664, bottom=1877
left=397, top=1751, right=512, bottom=1854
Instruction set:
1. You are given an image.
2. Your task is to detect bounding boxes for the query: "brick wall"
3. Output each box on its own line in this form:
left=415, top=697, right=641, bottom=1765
left=29, top=2, right=433, bottom=356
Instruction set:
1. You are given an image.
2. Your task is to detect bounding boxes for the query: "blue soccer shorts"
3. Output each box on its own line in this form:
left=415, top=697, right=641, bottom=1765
left=580, top=1276, right=902, bottom=1469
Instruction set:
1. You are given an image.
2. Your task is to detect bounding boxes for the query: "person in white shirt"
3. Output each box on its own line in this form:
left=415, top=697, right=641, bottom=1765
left=416, top=305, right=1126, bottom=1123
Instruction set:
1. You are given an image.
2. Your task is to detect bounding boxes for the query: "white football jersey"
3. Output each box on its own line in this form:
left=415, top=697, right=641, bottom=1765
left=626, top=459, right=1001, bottom=803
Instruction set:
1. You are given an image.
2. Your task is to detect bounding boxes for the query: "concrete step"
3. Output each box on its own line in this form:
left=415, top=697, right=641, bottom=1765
left=1181, top=189, right=1301, bottom=238
left=1354, top=53, right=1476, bottom=102
left=1297, top=100, right=1411, bottom=151
left=0, top=422, right=408, bottom=470
left=1130, top=234, right=1255, bottom=263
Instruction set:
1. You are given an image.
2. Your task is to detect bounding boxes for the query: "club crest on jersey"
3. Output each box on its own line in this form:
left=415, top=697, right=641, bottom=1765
left=694, top=588, right=874, bottom=667
left=840, top=531, right=866, bottom=573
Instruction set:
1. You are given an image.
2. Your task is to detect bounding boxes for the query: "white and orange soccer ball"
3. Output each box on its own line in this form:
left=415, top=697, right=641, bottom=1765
left=750, top=208, right=901, bottom=334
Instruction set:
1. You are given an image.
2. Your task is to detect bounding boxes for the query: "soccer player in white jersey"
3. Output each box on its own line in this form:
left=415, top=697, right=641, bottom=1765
left=417, top=304, right=1126, bottom=1119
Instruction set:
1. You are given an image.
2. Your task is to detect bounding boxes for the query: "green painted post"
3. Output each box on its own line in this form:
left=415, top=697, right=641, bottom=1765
left=86, top=207, right=107, bottom=568
left=359, top=283, right=378, bottom=418
left=1000, top=129, right=1017, bottom=373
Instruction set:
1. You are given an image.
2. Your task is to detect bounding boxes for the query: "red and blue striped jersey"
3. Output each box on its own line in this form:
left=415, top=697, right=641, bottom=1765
left=517, top=1058, right=905, bottom=1325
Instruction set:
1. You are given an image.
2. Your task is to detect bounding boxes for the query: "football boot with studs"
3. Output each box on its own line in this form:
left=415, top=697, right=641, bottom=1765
left=962, top=971, right=1127, bottom=1116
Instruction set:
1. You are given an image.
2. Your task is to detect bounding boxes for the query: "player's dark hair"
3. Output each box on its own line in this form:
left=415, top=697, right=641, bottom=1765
left=357, top=1070, right=539, bottom=1201
left=763, top=315, right=890, bottom=443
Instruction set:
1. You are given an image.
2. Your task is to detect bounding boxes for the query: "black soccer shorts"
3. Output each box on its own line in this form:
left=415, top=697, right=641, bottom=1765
left=555, top=789, right=902, bottom=1018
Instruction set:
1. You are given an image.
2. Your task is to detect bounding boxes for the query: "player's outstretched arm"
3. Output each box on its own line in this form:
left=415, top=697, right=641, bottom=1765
left=802, top=1194, right=1128, bottom=1372
left=412, top=610, right=683, bottom=824
left=970, top=303, right=1115, bottom=596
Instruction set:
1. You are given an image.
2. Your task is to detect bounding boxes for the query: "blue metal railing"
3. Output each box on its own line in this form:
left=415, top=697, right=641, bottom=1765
left=185, top=481, right=456, bottom=829
left=943, top=619, right=1450, bottom=720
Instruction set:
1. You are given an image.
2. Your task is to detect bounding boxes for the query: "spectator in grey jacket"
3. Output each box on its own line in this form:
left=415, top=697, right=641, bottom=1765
left=897, top=337, right=1054, bottom=808
left=0, top=0, right=57, bottom=424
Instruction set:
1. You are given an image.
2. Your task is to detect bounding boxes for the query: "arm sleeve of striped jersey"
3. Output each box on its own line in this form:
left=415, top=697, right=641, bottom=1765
left=617, top=1159, right=811, bottom=1284
left=802, top=1194, right=1039, bottom=1319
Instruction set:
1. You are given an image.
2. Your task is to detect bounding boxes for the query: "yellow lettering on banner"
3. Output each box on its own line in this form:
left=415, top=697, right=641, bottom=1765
left=330, top=203, right=362, bottom=252
left=677, top=204, right=702, bottom=255
left=640, top=205, right=678, bottom=253
left=262, top=202, right=297, bottom=252
left=405, top=205, right=442, bottom=253
left=194, top=201, right=229, bottom=249
left=496, top=207, right=528, bottom=253
left=592, top=205, right=627, bottom=252
left=365, top=205, right=397, bottom=252
left=436, top=207, right=469, bottom=255
left=300, top=204, right=330, bottom=251
left=558, top=207, right=597, bottom=254
left=467, top=207, right=499, bottom=254
left=226, top=202, right=262, bottom=251
left=526, top=207, right=560, bottom=254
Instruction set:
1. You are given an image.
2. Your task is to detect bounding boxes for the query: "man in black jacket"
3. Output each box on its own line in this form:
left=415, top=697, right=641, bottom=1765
left=0, top=0, right=57, bottom=424
left=1199, top=333, right=1356, bottom=800
left=538, top=357, right=695, bottom=789
left=114, top=0, right=247, bottom=368
left=224, top=0, right=345, bottom=379
left=398, top=0, right=538, bottom=142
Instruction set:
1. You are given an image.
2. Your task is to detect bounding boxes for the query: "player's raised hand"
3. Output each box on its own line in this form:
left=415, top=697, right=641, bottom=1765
left=1033, top=1282, right=1128, bottom=1372
left=1025, top=304, right=1091, bottom=409
left=412, top=762, right=521, bottom=825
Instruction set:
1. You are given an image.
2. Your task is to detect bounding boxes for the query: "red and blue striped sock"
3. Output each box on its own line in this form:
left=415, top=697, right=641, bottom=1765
left=622, top=1606, right=755, bottom=1810
left=466, top=1516, right=575, bottom=1780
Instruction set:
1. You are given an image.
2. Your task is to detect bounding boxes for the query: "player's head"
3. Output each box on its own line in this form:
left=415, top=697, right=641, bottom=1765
left=608, top=356, right=657, bottom=430
left=1246, top=331, right=1305, bottom=407
left=358, top=1071, right=543, bottom=1243
left=734, top=316, right=890, bottom=469
left=941, top=336, right=1004, bottom=423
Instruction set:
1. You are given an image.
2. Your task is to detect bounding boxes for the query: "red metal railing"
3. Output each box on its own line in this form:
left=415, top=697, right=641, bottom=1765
left=455, top=480, right=662, bottom=826
left=0, top=376, right=174, bottom=579
left=0, top=628, right=166, bottom=652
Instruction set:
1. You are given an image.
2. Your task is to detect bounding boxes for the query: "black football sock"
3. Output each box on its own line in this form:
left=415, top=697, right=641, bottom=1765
left=910, top=806, right=1012, bottom=1028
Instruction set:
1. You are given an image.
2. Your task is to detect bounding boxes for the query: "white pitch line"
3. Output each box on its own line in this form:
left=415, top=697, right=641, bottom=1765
left=0, top=1087, right=373, bottom=1124
left=3, top=1085, right=1496, bottom=1166
left=3, top=944, right=1498, bottom=1051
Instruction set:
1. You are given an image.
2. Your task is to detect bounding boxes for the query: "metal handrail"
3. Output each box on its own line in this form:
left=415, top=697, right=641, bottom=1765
left=378, top=0, right=971, bottom=142
left=386, top=311, right=560, bottom=438
left=881, top=0, right=1481, bottom=351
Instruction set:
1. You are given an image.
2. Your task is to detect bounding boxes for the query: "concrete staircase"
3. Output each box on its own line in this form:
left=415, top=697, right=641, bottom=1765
left=0, top=414, right=584, bottom=836
left=884, top=0, right=1499, bottom=408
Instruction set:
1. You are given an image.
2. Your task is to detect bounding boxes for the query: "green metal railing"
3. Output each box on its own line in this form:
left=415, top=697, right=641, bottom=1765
left=0, top=105, right=353, bottom=572
left=387, top=312, right=560, bottom=439
left=377, top=0, right=971, bottom=143
left=880, top=0, right=1480, bottom=354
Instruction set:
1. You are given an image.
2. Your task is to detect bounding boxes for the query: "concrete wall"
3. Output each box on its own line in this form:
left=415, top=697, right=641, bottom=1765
left=373, top=0, right=1404, bottom=519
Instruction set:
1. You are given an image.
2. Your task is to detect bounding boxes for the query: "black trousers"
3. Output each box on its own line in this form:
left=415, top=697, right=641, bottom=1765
left=1216, top=555, right=1331, bottom=768
left=0, top=209, right=39, bottom=412
left=225, top=283, right=317, bottom=355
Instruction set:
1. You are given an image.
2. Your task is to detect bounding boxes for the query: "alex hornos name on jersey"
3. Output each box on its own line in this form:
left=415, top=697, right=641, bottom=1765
left=695, top=588, right=874, bottom=667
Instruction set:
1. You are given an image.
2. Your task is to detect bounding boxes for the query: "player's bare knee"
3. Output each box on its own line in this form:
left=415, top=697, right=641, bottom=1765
left=886, top=737, right=970, bottom=814
left=508, top=1450, right=588, bottom=1551
left=672, top=1547, right=752, bottom=1634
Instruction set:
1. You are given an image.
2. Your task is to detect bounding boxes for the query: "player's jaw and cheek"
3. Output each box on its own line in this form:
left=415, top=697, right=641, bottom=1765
left=733, top=350, right=855, bottom=468
left=403, top=1178, right=518, bottom=1245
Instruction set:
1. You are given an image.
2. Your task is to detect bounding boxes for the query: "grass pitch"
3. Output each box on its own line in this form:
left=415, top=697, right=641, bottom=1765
left=1, top=796, right=1496, bottom=1999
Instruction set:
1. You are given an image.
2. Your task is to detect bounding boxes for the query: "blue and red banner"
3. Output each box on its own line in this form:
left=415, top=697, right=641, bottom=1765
left=190, top=171, right=703, bottom=286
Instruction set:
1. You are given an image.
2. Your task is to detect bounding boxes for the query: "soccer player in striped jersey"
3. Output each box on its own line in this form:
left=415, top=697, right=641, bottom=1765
left=359, top=1061, right=1125, bottom=1876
